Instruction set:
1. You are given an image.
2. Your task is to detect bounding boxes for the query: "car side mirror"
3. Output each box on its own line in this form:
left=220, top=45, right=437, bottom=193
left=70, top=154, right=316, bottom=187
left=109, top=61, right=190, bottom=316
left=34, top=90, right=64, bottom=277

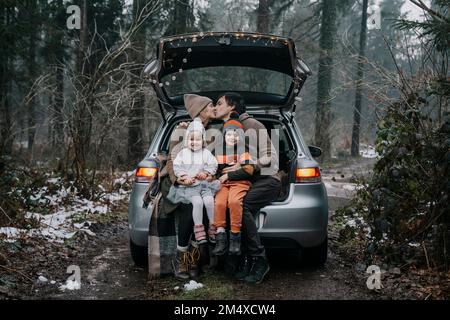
left=308, top=146, right=322, bottom=158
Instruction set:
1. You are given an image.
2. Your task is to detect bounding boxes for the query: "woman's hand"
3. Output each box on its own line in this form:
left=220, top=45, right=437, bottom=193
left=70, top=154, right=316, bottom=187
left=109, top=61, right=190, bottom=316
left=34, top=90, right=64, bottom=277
left=196, top=171, right=209, bottom=180
left=176, top=122, right=189, bottom=130
left=219, top=174, right=229, bottom=184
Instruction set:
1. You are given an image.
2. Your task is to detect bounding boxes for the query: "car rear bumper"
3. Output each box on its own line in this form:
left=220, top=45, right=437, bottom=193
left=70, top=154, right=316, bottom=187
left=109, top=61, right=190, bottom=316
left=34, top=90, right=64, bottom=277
left=128, top=182, right=328, bottom=249
left=258, top=183, right=328, bottom=248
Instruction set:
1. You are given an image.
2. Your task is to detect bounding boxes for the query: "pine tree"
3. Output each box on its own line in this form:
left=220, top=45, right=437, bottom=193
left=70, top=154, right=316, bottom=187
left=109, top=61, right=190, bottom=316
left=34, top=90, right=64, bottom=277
left=350, top=0, right=369, bottom=157
left=315, top=0, right=337, bottom=160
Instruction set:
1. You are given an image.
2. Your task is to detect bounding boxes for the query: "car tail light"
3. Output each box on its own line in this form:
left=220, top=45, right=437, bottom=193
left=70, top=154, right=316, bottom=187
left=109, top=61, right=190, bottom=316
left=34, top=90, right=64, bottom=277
left=135, top=167, right=158, bottom=183
left=295, top=167, right=321, bottom=183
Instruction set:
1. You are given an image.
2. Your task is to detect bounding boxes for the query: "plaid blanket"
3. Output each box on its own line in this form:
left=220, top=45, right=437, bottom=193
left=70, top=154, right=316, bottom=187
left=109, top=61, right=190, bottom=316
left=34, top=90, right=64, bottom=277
left=147, top=175, right=180, bottom=278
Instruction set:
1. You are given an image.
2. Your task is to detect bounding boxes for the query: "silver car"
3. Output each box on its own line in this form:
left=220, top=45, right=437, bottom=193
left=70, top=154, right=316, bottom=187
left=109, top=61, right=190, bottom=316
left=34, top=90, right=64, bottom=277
left=128, top=32, right=328, bottom=267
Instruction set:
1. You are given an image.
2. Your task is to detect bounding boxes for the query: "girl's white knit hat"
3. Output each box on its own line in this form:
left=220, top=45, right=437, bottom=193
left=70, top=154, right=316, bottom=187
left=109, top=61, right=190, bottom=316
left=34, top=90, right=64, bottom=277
left=185, top=117, right=206, bottom=147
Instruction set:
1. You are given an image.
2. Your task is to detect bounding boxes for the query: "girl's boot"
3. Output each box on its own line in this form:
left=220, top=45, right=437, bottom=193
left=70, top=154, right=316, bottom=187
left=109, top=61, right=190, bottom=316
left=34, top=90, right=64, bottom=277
left=194, top=224, right=207, bottom=244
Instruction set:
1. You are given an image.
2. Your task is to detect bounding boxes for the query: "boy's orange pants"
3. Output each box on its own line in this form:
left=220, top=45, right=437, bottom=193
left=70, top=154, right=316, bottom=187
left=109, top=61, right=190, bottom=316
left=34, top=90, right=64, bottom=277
left=214, top=181, right=251, bottom=233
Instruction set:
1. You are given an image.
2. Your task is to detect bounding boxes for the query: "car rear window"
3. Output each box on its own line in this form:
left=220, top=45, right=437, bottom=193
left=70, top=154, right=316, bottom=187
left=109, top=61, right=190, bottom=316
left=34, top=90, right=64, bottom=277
left=161, top=66, right=293, bottom=98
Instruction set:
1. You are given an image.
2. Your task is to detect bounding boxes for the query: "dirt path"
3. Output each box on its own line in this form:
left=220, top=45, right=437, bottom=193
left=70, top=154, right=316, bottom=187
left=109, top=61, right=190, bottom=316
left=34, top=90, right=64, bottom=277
left=25, top=158, right=380, bottom=300
left=35, top=218, right=379, bottom=300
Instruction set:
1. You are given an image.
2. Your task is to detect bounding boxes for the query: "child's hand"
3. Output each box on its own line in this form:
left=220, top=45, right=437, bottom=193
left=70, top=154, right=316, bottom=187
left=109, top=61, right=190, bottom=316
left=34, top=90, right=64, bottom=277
left=196, top=171, right=208, bottom=180
left=178, top=176, right=194, bottom=185
left=219, top=174, right=229, bottom=184
left=222, top=163, right=241, bottom=173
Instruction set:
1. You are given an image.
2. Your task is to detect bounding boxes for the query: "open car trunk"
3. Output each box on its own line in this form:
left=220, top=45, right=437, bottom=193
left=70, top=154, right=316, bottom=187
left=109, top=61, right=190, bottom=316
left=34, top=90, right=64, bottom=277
left=144, top=32, right=311, bottom=113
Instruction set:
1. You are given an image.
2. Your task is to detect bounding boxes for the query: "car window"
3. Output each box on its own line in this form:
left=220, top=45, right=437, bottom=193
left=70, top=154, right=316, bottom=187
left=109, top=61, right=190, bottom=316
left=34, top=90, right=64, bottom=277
left=161, top=66, right=293, bottom=98
left=259, top=120, right=297, bottom=156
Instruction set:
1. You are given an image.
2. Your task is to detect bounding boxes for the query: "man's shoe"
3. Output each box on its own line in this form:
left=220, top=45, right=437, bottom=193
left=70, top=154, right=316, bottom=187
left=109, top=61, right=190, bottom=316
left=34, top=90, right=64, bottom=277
left=235, top=255, right=253, bottom=281
left=228, top=232, right=241, bottom=255
left=212, top=232, right=227, bottom=256
left=172, top=250, right=190, bottom=280
left=244, top=256, right=270, bottom=284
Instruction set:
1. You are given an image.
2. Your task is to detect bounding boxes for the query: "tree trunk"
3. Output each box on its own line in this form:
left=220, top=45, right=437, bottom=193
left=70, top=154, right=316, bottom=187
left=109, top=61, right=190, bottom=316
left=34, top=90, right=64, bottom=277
left=73, top=0, right=91, bottom=185
left=27, top=0, right=38, bottom=153
left=257, top=0, right=270, bottom=33
left=127, top=0, right=145, bottom=164
left=0, top=4, right=13, bottom=156
left=164, top=0, right=193, bottom=36
left=351, top=0, right=369, bottom=157
left=314, top=0, right=337, bottom=161
left=51, top=0, right=65, bottom=152
left=54, top=64, right=64, bottom=147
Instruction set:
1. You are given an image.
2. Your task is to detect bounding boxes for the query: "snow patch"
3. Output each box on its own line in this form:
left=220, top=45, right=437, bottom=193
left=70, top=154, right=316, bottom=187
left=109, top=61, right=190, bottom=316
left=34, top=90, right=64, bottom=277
left=408, top=242, right=421, bottom=247
left=4, top=172, right=132, bottom=244
left=359, top=144, right=378, bottom=158
left=59, top=279, right=81, bottom=291
left=184, top=280, right=204, bottom=291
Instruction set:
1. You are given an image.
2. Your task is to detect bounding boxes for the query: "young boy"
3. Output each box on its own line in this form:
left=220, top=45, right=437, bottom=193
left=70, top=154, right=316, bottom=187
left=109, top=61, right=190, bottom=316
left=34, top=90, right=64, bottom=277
left=212, top=112, right=255, bottom=256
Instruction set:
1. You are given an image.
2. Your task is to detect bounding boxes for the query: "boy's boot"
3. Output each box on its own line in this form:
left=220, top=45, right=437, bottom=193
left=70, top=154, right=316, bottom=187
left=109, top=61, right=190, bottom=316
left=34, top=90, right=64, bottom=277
left=228, top=231, right=241, bottom=255
left=212, top=231, right=228, bottom=256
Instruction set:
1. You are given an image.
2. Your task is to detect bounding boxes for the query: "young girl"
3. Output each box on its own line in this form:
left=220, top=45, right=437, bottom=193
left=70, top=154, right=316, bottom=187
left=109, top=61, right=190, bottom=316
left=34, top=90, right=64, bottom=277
left=167, top=117, right=220, bottom=244
left=212, top=112, right=255, bottom=256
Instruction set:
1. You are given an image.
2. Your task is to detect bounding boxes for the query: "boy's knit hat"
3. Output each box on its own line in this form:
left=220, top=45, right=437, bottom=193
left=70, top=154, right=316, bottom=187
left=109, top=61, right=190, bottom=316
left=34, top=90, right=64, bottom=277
left=223, top=112, right=244, bottom=133
left=184, top=94, right=213, bottom=119
left=185, top=117, right=206, bottom=147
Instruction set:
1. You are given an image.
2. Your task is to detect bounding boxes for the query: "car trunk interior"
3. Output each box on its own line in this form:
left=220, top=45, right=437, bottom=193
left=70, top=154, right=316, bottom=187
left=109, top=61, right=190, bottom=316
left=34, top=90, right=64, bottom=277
left=258, top=117, right=297, bottom=202
left=158, top=115, right=297, bottom=202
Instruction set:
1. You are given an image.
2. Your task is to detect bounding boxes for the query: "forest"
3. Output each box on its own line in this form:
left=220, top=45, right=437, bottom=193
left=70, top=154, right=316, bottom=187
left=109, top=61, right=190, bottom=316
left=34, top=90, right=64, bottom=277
left=0, top=0, right=449, bottom=300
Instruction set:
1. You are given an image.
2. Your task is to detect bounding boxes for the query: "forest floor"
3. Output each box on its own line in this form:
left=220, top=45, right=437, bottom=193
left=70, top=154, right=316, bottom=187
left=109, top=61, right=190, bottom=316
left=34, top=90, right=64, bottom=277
left=1, top=157, right=448, bottom=300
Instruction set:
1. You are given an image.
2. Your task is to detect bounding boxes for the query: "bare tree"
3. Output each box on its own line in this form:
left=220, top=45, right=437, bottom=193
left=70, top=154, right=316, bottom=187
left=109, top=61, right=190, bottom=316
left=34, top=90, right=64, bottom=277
left=127, top=0, right=148, bottom=164
left=65, top=1, right=161, bottom=194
